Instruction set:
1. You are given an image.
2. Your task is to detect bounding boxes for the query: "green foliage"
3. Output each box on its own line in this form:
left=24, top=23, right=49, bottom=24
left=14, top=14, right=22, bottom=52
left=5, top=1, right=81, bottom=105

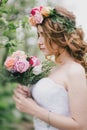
left=51, top=9, right=76, bottom=33
left=0, top=0, right=8, bottom=6
left=0, top=83, right=33, bottom=129
left=0, top=0, right=36, bottom=129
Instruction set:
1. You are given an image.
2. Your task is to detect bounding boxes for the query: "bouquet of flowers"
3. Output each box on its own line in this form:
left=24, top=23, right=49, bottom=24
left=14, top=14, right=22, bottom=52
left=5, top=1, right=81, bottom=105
left=4, top=50, right=54, bottom=86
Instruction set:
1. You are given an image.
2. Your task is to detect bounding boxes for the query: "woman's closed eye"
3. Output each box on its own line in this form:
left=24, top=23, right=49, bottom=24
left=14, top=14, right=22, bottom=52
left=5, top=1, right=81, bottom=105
left=37, top=32, right=44, bottom=38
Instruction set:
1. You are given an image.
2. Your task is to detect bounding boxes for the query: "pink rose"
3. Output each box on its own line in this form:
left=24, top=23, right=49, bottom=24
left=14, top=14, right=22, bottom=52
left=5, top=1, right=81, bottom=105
left=34, top=12, right=43, bottom=24
left=39, top=6, right=43, bottom=11
left=29, top=56, right=41, bottom=67
left=14, top=59, right=30, bottom=73
left=30, top=6, right=43, bottom=16
left=29, top=13, right=43, bottom=25
left=29, top=6, right=43, bottom=25
left=11, top=50, right=27, bottom=59
left=30, top=8, right=40, bottom=16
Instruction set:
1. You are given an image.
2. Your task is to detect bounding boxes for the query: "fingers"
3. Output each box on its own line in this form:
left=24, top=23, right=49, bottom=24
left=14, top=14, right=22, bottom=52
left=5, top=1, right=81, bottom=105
left=17, top=84, right=32, bottom=97
left=22, top=85, right=29, bottom=92
left=13, top=89, right=23, bottom=99
left=17, top=84, right=28, bottom=92
left=21, top=86, right=31, bottom=97
left=16, top=84, right=28, bottom=97
left=16, top=87, right=27, bottom=96
left=13, top=95, right=21, bottom=104
left=13, top=95, right=22, bottom=111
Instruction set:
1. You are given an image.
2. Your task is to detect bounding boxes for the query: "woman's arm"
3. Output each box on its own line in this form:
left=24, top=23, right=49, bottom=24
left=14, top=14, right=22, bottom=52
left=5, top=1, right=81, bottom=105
left=66, top=66, right=87, bottom=130
left=13, top=89, right=80, bottom=130
left=35, top=106, right=81, bottom=130
left=13, top=66, right=87, bottom=130
left=34, top=66, right=87, bottom=130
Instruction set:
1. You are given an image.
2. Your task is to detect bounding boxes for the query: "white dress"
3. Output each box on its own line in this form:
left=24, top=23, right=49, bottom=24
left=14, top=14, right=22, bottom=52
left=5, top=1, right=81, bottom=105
left=31, top=77, right=71, bottom=130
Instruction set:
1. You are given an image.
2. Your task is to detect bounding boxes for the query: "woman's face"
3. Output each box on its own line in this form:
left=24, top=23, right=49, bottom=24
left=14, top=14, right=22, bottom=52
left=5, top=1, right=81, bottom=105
left=37, top=26, right=51, bottom=56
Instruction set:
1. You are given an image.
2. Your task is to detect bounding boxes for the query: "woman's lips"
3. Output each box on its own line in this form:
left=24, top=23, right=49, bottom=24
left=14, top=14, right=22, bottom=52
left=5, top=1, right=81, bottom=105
left=40, top=48, right=45, bottom=50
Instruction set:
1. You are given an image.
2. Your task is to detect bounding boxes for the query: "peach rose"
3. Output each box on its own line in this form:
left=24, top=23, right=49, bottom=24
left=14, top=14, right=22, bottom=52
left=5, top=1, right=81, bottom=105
left=4, top=57, right=16, bottom=70
left=29, top=16, right=36, bottom=26
left=41, top=7, right=51, bottom=17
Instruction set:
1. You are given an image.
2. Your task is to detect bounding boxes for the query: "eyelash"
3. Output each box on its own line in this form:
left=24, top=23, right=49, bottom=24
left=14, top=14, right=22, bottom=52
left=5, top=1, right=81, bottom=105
left=37, top=33, right=40, bottom=37
left=38, top=32, right=43, bottom=37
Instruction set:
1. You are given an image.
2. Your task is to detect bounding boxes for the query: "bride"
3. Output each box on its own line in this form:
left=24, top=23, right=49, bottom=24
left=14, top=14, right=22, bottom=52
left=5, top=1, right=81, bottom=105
left=13, top=5, right=87, bottom=130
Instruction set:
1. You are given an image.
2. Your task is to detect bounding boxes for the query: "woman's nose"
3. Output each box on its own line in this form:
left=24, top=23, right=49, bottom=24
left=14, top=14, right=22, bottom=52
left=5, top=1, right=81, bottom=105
left=38, top=38, right=43, bottom=45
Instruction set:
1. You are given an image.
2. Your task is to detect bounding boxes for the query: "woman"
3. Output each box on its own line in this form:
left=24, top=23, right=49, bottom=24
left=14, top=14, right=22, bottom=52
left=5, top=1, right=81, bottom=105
left=13, top=6, right=87, bottom=130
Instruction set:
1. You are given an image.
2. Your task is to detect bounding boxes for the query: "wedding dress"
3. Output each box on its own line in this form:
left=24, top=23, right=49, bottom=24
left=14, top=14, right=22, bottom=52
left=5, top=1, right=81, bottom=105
left=31, top=77, right=71, bottom=130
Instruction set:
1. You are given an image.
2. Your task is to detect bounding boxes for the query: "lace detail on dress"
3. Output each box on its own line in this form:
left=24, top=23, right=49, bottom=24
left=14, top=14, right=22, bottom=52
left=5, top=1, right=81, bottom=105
left=31, top=78, right=71, bottom=130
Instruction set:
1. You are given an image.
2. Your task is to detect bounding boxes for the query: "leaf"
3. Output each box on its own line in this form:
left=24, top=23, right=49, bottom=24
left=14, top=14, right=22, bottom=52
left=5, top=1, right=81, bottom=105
left=2, top=0, right=8, bottom=4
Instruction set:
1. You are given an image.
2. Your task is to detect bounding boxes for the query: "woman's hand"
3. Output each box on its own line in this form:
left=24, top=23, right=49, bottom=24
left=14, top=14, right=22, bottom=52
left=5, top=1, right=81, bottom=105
left=13, top=87, right=40, bottom=116
left=15, top=84, right=31, bottom=98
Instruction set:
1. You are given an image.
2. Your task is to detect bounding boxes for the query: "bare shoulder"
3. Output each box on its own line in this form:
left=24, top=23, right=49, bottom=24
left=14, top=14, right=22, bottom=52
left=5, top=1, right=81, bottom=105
left=68, top=62, right=85, bottom=77
left=66, top=62, right=86, bottom=90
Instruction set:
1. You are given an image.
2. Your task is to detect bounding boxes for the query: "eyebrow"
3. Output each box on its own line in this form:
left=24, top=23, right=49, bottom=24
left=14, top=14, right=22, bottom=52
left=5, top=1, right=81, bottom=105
left=37, top=30, right=43, bottom=33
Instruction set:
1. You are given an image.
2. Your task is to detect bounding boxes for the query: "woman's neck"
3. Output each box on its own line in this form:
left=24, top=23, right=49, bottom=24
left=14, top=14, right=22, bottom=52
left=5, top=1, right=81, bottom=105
left=56, top=49, right=75, bottom=66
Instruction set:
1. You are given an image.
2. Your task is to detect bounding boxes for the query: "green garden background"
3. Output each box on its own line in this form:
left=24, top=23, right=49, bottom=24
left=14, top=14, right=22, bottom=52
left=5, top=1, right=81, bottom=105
left=0, top=0, right=56, bottom=130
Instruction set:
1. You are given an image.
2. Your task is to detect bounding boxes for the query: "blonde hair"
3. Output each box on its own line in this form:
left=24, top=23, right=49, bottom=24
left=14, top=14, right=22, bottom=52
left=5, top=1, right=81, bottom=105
left=37, top=6, right=87, bottom=72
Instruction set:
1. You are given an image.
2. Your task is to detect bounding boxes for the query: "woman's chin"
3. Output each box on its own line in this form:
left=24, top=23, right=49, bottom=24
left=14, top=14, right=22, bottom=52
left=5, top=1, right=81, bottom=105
left=41, top=50, right=50, bottom=56
left=42, top=52, right=50, bottom=56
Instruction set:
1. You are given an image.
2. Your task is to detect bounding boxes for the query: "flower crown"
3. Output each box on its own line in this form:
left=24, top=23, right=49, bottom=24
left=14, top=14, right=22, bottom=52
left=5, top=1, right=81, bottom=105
left=29, top=6, right=76, bottom=33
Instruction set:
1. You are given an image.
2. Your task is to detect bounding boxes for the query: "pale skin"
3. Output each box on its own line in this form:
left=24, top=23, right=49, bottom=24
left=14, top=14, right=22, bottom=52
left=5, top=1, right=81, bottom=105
left=13, top=26, right=87, bottom=130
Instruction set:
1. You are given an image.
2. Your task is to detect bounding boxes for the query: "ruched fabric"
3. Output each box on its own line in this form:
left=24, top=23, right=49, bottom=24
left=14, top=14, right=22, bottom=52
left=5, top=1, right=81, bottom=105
left=31, top=77, right=71, bottom=130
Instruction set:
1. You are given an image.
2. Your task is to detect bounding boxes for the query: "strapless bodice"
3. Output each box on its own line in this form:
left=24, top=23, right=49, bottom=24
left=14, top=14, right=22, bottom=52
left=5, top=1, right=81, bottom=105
left=31, top=77, right=71, bottom=130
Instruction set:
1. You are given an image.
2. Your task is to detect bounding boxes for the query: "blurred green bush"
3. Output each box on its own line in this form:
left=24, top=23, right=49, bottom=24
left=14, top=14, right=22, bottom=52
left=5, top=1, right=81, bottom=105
left=0, top=0, right=36, bottom=129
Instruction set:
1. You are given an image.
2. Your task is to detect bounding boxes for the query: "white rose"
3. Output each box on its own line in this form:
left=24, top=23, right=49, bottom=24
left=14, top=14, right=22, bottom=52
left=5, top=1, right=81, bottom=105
left=32, top=64, right=42, bottom=75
